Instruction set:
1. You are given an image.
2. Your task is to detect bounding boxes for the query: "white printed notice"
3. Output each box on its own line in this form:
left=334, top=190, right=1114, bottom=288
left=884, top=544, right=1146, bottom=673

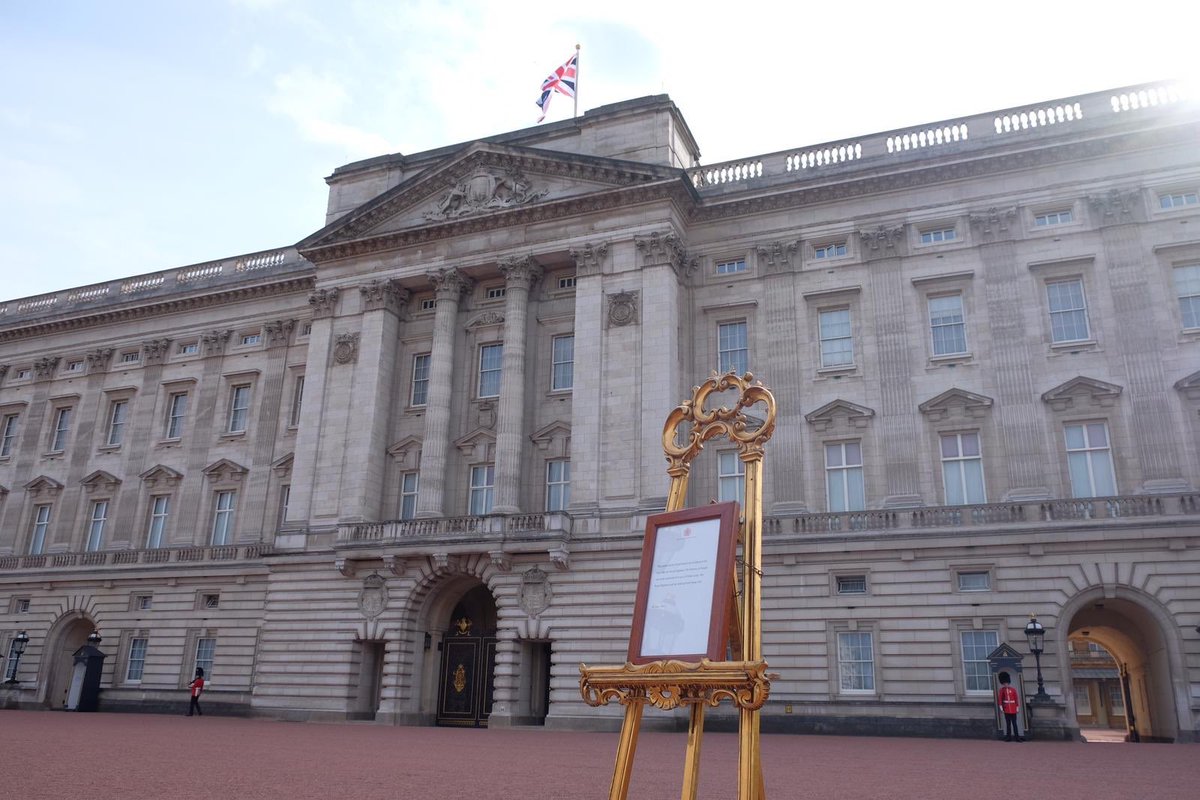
left=639, top=516, right=721, bottom=658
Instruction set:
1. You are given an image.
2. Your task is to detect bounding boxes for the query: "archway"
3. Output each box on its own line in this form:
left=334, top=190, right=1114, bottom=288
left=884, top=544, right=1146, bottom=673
left=39, top=613, right=95, bottom=709
left=414, top=577, right=498, bottom=727
left=1061, top=591, right=1190, bottom=743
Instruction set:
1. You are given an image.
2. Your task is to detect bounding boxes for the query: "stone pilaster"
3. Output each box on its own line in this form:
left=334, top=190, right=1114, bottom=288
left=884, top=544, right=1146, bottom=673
left=566, top=246, right=607, bottom=515
left=416, top=269, right=472, bottom=518
left=493, top=257, right=542, bottom=514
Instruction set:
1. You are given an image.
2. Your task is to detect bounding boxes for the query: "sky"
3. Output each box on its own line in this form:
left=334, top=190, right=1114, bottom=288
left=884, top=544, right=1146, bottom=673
left=1, top=0, right=1194, bottom=302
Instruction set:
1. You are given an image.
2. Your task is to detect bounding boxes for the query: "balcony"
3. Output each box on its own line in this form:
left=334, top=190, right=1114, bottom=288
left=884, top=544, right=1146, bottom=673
left=335, top=512, right=571, bottom=549
left=0, top=543, right=271, bottom=573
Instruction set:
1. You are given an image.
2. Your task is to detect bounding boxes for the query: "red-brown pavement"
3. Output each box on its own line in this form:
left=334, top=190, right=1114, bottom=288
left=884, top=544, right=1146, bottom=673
left=3, top=710, right=1196, bottom=800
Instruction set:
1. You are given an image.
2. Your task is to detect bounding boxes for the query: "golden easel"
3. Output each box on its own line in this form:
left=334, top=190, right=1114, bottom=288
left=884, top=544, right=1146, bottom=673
left=580, top=371, right=777, bottom=800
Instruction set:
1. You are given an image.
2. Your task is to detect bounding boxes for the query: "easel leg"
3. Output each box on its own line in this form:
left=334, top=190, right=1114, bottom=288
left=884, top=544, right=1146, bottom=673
left=738, top=707, right=763, bottom=800
left=680, top=703, right=706, bottom=800
left=609, top=700, right=645, bottom=800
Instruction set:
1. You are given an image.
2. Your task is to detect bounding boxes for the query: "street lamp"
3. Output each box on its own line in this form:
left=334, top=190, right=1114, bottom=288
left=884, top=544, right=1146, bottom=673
left=1024, top=614, right=1051, bottom=703
left=4, top=630, right=30, bottom=684
left=86, top=630, right=103, bottom=647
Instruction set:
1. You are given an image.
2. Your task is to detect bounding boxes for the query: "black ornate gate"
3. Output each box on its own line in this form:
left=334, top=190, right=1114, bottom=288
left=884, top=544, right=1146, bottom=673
left=436, top=615, right=497, bottom=727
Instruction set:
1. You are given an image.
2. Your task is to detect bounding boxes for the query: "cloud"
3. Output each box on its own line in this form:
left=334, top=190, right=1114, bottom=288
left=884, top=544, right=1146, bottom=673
left=266, top=66, right=393, bottom=157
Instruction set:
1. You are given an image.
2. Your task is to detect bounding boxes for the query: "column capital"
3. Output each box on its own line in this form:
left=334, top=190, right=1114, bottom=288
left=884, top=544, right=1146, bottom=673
left=1088, top=188, right=1142, bottom=226
left=857, top=224, right=906, bottom=258
left=141, top=337, right=173, bottom=365
left=755, top=239, right=800, bottom=274
left=33, top=356, right=60, bottom=382
left=428, top=268, right=473, bottom=301
left=635, top=231, right=696, bottom=277
left=308, top=287, right=341, bottom=318
left=264, top=319, right=296, bottom=348
left=968, top=206, right=1018, bottom=241
left=498, top=256, right=543, bottom=290
left=85, top=348, right=114, bottom=372
left=569, top=241, right=609, bottom=277
left=359, top=279, right=411, bottom=314
left=201, top=329, right=232, bottom=357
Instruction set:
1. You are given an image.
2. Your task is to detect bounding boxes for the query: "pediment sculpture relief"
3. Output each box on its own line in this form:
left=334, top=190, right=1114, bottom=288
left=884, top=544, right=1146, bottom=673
left=424, top=168, right=548, bottom=221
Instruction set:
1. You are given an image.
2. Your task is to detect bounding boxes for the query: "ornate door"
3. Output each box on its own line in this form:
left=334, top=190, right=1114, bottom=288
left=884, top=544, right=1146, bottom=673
left=436, top=615, right=497, bottom=727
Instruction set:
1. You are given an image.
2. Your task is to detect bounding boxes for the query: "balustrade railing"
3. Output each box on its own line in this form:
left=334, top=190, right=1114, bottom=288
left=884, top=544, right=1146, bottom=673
left=0, top=542, right=270, bottom=571
left=337, top=512, right=569, bottom=544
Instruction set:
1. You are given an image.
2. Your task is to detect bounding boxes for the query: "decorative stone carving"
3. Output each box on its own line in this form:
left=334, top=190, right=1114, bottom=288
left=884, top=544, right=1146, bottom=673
left=24, top=475, right=65, bottom=500
left=606, top=290, right=640, bottom=328
left=804, top=399, right=876, bottom=432
left=357, top=574, right=389, bottom=619
left=80, top=470, right=122, bottom=494
left=264, top=319, right=296, bottom=348
left=1088, top=188, right=1141, bottom=223
left=201, top=458, right=249, bottom=485
left=381, top=555, right=406, bottom=577
left=335, top=558, right=356, bottom=578
left=635, top=231, right=696, bottom=277
left=359, top=279, right=410, bottom=315
left=467, top=311, right=505, bottom=329
left=499, top=255, right=543, bottom=290
left=425, top=167, right=548, bottom=220
left=489, top=550, right=512, bottom=572
left=430, top=553, right=451, bottom=571
left=1041, top=375, right=1123, bottom=411
left=755, top=240, right=800, bottom=274
left=548, top=544, right=570, bottom=571
left=332, top=333, right=360, bottom=365
left=85, top=348, right=113, bottom=372
left=429, top=268, right=474, bottom=300
left=477, top=401, right=496, bottom=431
left=968, top=206, right=1018, bottom=239
left=141, top=338, right=173, bottom=365
left=918, top=388, right=995, bottom=422
left=519, top=566, right=552, bottom=615
left=308, top=288, right=341, bottom=318
left=33, top=357, right=60, bottom=381
left=857, top=225, right=905, bottom=253
left=201, top=329, right=232, bottom=357
left=570, top=241, right=609, bottom=277
left=139, top=464, right=183, bottom=490
left=0, top=364, right=9, bottom=382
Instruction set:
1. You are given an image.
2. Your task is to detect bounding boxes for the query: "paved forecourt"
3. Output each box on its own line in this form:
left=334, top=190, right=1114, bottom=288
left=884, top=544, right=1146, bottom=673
left=2, top=711, right=1196, bottom=800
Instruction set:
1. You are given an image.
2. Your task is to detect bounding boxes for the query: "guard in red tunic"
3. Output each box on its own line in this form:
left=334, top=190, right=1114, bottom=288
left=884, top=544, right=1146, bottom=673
left=187, top=667, right=205, bottom=717
left=997, top=672, right=1023, bottom=741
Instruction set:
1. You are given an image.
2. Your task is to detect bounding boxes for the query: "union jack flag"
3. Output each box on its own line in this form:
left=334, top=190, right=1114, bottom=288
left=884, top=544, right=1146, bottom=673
left=535, top=52, right=578, bottom=122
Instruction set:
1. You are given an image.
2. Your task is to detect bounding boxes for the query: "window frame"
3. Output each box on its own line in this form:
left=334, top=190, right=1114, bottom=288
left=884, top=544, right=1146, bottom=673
left=954, top=569, right=993, bottom=593
left=399, top=471, right=419, bottom=520
left=717, top=320, right=749, bottom=376
left=410, top=353, right=431, bottom=407
left=550, top=334, right=574, bottom=392
left=717, top=450, right=744, bottom=505
left=210, top=490, right=237, bottom=546
left=288, top=374, right=305, bottom=428
left=29, top=503, right=52, bottom=555
left=85, top=499, right=109, bottom=552
left=813, top=242, right=848, bottom=260
left=715, top=258, right=747, bottom=275
left=49, top=405, right=73, bottom=452
left=824, top=440, right=865, bottom=512
left=105, top=399, right=130, bottom=447
left=818, top=307, right=855, bottom=369
left=1173, top=263, right=1200, bottom=331
left=959, top=629, right=1001, bottom=694
left=165, top=391, right=189, bottom=440
left=928, top=293, right=968, bottom=357
left=193, top=636, right=216, bottom=679
left=226, top=384, right=252, bottom=434
left=835, top=630, right=876, bottom=694
left=1064, top=421, right=1117, bottom=498
left=0, top=412, right=20, bottom=457
left=146, top=494, right=171, bottom=548
left=477, top=343, right=504, bottom=399
left=468, top=464, right=495, bottom=516
left=939, top=431, right=987, bottom=505
left=919, top=227, right=957, bottom=245
left=1045, top=277, right=1092, bottom=344
left=1159, top=190, right=1199, bottom=210
left=125, top=636, right=148, bottom=683
left=834, top=574, right=868, bottom=596
left=545, top=459, right=571, bottom=512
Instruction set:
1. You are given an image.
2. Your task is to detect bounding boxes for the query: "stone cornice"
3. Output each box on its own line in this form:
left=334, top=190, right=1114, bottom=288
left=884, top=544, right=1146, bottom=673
left=0, top=276, right=314, bottom=344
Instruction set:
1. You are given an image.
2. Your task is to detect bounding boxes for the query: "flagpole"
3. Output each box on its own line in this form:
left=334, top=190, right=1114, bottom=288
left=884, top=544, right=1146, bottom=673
left=573, top=43, right=580, bottom=118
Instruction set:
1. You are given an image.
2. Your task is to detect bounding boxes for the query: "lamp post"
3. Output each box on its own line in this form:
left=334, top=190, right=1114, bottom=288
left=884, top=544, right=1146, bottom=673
left=87, top=630, right=103, bottom=647
left=1024, top=614, right=1051, bottom=703
left=4, top=630, right=30, bottom=684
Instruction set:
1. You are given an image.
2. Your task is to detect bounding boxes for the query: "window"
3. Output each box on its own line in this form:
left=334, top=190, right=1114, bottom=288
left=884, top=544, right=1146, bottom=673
left=29, top=504, right=51, bottom=554
left=178, top=342, right=199, bottom=355
left=956, top=571, right=991, bottom=592
left=194, top=637, right=216, bottom=678
left=85, top=500, right=108, bottom=551
left=837, top=631, right=875, bottom=692
left=300, top=322, right=312, bottom=336
left=134, top=594, right=153, bottom=611
left=1174, top=264, right=1200, bottom=329
left=227, top=385, right=251, bottom=433
left=1046, top=279, right=1090, bottom=343
left=717, top=321, right=748, bottom=375
left=485, top=286, right=507, bottom=300
left=1, top=413, right=19, bottom=457
left=202, top=594, right=221, bottom=610
left=211, top=491, right=237, bottom=545
left=410, top=354, right=431, bottom=406
left=551, top=335, right=574, bottom=391
left=126, top=638, right=148, bottom=682
left=478, top=344, right=503, bottom=398
left=825, top=442, right=865, bottom=512
left=165, top=392, right=188, bottom=439
left=146, top=495, right=170, bottom=548
left=835, top=575, right=867, bottom=595
left=961, top=630, right=999, bottom=692
left=920, top=228, right=956, bottom=244
left=818, top=309, right=854, bottom=368
left=65, top=360, right=84, bottom=373
left=929, top=294, right=967, bottom=356
left=1065, top=422, right=1117, bottom=497
left=50, top=406, right=73, bottom=451
left=400, top=471, right=419, bottom=520
left=1035, top=209, right=1073, bottom=226
left=289, top=376, right=305, bottom=427
left=14, top=368, right=30, bottom=380
left=557, top=276, right=576, bottom=290
left=277, top=484, right=291, bottom=529
left=546, top=460, right=570, bottom=512
left=420, top=298, right=437, bottom=311
left=940, top=432, right=986, bottom=505
left=120, top=351, right=141, bottom=364
left=106, top=400, right=129, bottom=446
left=717, top=451, right=744, bottom=505
left=716, top=258, right=747, bottom=275
left=13, top=598, right=30, bottom=614
left=4, top=639, right=20, bottom=681
left=1110, top=684, right=1125, bottom=714
left=814, top=243, right=847, bottom=260
left=469, top=465, right=495, bottom=515
left=1160, top=191, right=1198, bottom=209
left=1074, top=684, right=1092, bottom=715
left=240, top=333, right=261, bottom=346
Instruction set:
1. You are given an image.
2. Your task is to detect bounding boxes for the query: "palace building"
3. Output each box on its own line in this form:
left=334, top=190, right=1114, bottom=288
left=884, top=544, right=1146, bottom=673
left=1, top=81, right=1198, bottom=741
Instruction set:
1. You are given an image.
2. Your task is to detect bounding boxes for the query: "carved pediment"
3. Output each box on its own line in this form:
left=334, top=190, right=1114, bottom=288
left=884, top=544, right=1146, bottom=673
left=24, top=475, right=64, bottom=499
left=297, top=144, right=683, bottom=262
left=918, top=388, right=995, bottom=421
left=453, top=428, right=496, bottom=462
left=387, top=436, right=423, bottom=469
left=804, top=399, right=876, bottom=432
left=202, top=458, right=249, bottom=485
left=530, top=420, right=571, bottom=457
left=466, top=311, right=505, bottom=330
left=80, top=470, right=122, bottom=494
left=1041, top=376, right=1123, bottom=411
left=271, top=453, right=294, bottom=477
left=139, top=464, right=183, bottom=489
left=1175, top=370, right=1200, bottom=401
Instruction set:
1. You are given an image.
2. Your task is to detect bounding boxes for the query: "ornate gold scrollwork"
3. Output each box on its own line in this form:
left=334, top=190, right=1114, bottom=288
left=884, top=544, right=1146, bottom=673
left=662, top=371, right=778, bottom=477
left=453, top=664, right=467, bottom=693
left=579, top=659, right=772, bottom=711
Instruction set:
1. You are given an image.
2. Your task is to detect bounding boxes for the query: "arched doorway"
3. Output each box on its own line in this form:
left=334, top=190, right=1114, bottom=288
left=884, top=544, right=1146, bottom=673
left=1063, top=592, right=1189, bottom=742
left=433, top=584, right=497, bottom=727
left=39, top=614, right=95, bottom=710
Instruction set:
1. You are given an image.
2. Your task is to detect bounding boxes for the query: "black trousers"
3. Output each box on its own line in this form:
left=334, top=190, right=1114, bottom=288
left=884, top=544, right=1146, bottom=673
left=188, top=695, right=202, bottom=716
left=1004, top=712, right=1020, bottom=738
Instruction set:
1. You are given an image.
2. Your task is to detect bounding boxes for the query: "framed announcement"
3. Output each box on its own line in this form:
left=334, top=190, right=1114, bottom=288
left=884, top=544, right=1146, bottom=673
left=627, top=501, right=741, bottom=664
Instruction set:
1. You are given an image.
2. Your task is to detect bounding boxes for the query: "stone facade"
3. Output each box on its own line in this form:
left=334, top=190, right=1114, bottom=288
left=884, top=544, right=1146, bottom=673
left=1, top=84, right=1198, bottom=741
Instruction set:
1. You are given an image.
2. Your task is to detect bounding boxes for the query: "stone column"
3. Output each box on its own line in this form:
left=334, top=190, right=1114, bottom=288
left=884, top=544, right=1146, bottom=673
left=492, top=257, right=542, bottom=514
left=416, top=269, right=472, bottom=518
left=565, top=242, right=608, bottom=515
